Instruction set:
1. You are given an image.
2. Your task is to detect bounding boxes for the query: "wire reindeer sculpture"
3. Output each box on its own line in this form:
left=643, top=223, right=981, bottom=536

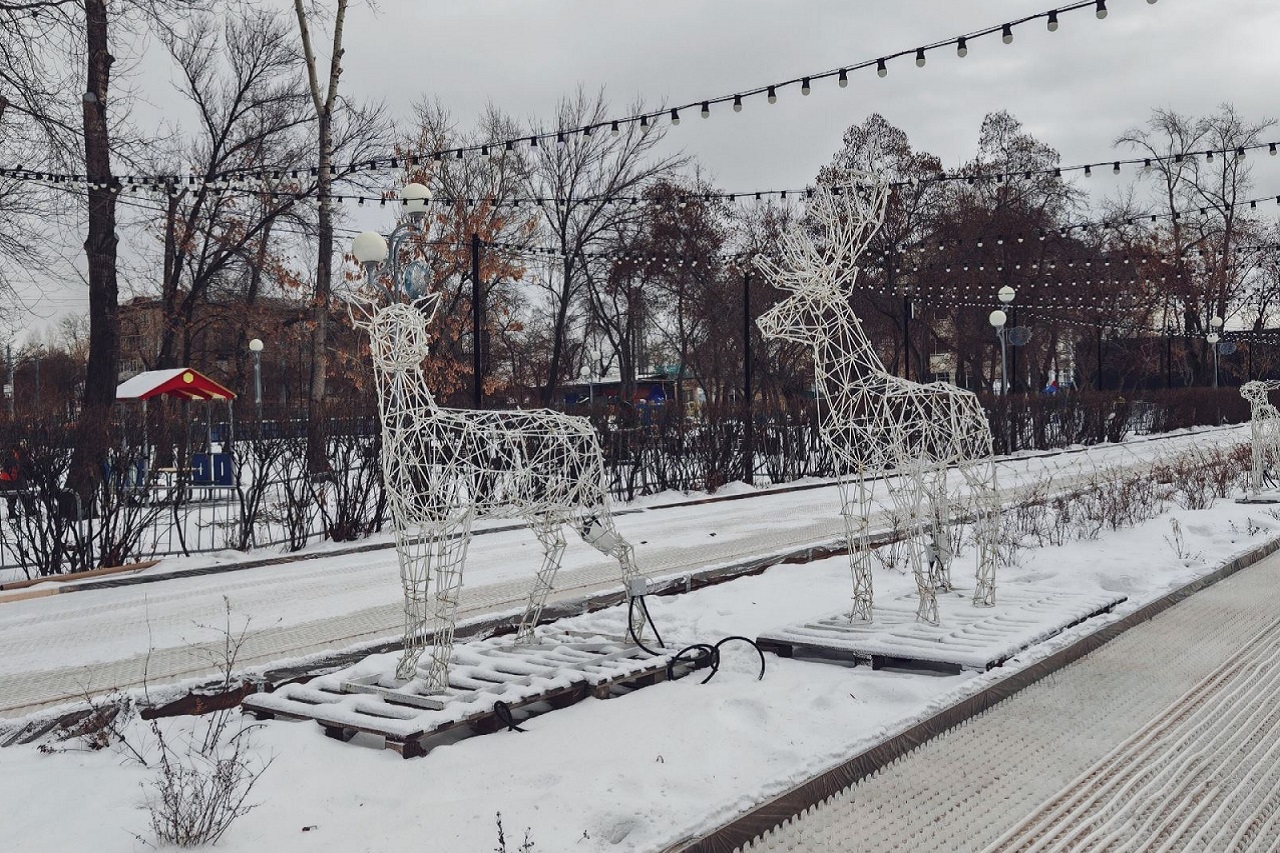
left=350, top=292, right=649, bottom=690
left=1241, top=380, right=1280, bottom=495
left=755, top=179, right=1001, bottom=625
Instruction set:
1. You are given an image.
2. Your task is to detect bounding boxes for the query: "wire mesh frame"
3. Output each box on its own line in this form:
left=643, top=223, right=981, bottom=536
left=754, top=179, right=1001, bottom=625
left=350, top=291, right=649, bottom=690
left=1241, top=380, right=1280, bottom=495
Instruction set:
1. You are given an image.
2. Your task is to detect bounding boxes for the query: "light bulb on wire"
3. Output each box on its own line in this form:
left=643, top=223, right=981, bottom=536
left=1002, top=24, right=1013, bottom=44
left=1047, top=10, right=1059, bottom=30
left=915, top=49, right=926, bottom=67
left=956, top=37, right=968, bottom=57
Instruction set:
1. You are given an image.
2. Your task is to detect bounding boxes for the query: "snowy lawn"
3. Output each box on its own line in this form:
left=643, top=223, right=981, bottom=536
left=3, top=486, right=1278, bottom=852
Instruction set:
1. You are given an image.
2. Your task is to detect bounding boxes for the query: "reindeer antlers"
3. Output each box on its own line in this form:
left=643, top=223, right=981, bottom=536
left=755, top=178, right=891, bottom=294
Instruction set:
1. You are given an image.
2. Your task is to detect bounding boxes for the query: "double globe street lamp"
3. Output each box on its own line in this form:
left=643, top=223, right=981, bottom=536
left=351, top=182, right=432, bottom=289
left=1207, top=315, right=1224, bottom=388
left=988, top=285, right=1016, bottom=395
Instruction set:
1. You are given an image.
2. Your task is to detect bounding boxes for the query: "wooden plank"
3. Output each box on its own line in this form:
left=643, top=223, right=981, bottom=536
left=0, top=560, right=159, bottom=592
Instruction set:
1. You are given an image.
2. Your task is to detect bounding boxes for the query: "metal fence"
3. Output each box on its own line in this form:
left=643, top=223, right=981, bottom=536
left=0, top=388, right=1250, bottom=579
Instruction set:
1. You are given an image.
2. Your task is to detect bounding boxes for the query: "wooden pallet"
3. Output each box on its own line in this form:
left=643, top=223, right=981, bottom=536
left=757, top=588, right=1126, bottom=675
left=242, top=633, right=674, bottom=758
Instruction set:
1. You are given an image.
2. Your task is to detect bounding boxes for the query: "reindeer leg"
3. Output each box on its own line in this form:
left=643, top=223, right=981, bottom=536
left=514, top=516, right=569, bottom=645
left=959, top=453, right=1000, bottom=608
left=415, top=514, right=473, bottom=692
left=393, top=525, right=434, bottom=684
left=576, top=508, right=649, bottom=645
left=839, top=474, right=876, bottom=623
left=895, top=464, right=939, bottom=626
left=926, top=465, right=954, bottom=593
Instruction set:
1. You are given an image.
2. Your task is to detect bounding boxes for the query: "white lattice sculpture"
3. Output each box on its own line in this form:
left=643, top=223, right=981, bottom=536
left=755, top=181, right=1000, bottom=624
left=350, top=293, right=648, bottom=689
left=1241, top=380, right=1280, bottom=495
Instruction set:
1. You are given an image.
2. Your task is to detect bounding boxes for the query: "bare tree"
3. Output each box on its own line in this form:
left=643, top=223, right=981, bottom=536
left=1119, top=105, right=1275, bottom=384
left=524, top=88, right=684, bottom=405
left=148, top=7, right=313, bottom=369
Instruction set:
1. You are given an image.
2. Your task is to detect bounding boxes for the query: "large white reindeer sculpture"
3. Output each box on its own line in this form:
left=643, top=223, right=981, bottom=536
left=1241, top=380, right=1280, bottom=495
left=755, top=180, right=1000, bottom=624
left=350, top=293, right=649, bottom=690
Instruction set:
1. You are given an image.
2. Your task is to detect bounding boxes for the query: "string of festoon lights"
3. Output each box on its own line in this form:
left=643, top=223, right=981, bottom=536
left=485, top=238, right=1273, bottom=273
left=360, top=186, right=1280, bottom=267
left=61, top=172, right=1277, bottom=287
left=0, top=0, right=1160, bottom=191
left=10, top=132, right=1272, bottom=205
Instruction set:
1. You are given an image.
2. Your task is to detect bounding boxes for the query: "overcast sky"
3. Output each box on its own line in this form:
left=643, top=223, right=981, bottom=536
left=327, top=0, right=1280, bottom=190
left=25, top=0, right=1280, bottom=334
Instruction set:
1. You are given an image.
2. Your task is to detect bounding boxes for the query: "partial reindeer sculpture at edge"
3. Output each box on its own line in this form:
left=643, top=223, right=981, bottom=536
left=1241, top=380, right=1280, bottom=495
left=350, top=292, right=649, bottom=690
left=755, top=178, right=1001, bottom=624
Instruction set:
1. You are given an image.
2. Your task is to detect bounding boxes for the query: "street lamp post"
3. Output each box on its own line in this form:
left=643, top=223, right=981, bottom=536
left=1209, top=316, right=1224, bottom=388
left=989, top=309, right=1008, bottom=395
left=1207, top=332, right=1221, bottom=388
left=352, top=182, right=432, bottom=294
left=249, top=338, right=264, bottom=421
left=997, top=285, right=1015, bottom=393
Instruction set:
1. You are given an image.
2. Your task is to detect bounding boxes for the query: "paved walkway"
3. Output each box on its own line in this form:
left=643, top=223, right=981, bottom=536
left=737, top=550, right=1280, bottom=852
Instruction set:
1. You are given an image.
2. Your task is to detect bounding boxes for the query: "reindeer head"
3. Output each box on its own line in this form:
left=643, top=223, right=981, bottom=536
left=1242, top=380, right=1280, bottom=409
left=348, top=291, right=442, bottom=372
left=755, top=180, right=890, bottom=347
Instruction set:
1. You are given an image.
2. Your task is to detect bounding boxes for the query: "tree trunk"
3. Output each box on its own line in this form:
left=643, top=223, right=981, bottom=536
left=295, top=0, right=346, bottom=474
left=67, top=0, right=120, bottom=504
left=541, top=257, right=573, bottom=406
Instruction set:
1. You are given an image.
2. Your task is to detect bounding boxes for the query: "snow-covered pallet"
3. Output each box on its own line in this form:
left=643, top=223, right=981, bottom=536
left=756, top=588, right=1126, bottom=674
left=242, top=632, right=673, bottom=758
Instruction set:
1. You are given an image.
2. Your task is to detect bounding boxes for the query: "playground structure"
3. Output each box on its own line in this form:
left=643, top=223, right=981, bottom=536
left=755, top=177, right=1000, bottom=624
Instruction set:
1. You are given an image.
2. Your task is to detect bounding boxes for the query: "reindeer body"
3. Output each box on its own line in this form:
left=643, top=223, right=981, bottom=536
left=756, top=182, right=999, bottom=624
left=355, top=298, right=645, bottom=688
left=1241, top=380, right=1280, bottom=495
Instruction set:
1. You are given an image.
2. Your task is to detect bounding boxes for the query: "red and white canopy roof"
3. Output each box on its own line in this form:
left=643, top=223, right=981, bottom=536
left=115, top=368, right=236, bottom=401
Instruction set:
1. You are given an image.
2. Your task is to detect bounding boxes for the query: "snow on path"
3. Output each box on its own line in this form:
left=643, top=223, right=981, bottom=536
left=0, top=426, right=1242, bottom=717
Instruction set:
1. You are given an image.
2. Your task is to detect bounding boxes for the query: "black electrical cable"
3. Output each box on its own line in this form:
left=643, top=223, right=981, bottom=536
left=491, top=700, right=525, bottom=732
left=627, top=595, right=767, bottom=684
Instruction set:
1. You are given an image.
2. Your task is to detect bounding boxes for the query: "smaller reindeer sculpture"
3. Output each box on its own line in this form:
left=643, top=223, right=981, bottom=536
left=1241, top=380, right=1280, bottom=495
left=350, top=292, right=649, bottom=690
left=755, top=179, right=1001, bottom=624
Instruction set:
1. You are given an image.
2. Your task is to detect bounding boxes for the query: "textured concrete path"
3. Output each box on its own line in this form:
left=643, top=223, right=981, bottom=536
left=737, top=550, right=1280, bottom=852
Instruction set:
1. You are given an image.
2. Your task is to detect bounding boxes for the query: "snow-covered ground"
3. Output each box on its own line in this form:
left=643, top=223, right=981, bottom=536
left=1, top=425, right=1274, bottom=852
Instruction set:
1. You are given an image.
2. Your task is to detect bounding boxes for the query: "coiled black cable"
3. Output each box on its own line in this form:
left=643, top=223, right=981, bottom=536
left=628, top=596, right=767, bottom=684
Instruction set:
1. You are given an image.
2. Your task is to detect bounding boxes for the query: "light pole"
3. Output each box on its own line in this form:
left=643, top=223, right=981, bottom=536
left=997, top=285, right=1015, bottom=393
left=1209, top=316, right=1224, bottom=388
left=249, top=338, right=264, bottom=421
left=352, top=182, right=432, bottom=293
left=989, top=309, right=1008, bottom=395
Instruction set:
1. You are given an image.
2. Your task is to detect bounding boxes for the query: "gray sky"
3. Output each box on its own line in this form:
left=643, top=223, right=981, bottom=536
left=332, top=0, right=1280, bottom=191
left=25, top=0, right=1280, bottom=334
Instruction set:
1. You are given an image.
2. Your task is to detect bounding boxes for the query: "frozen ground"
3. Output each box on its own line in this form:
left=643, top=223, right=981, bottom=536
left=1, top=426, right=1275, bottom=852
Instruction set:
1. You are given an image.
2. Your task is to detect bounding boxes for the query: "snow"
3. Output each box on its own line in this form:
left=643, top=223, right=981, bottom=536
left=0, top=425, right=1273, bottom=851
